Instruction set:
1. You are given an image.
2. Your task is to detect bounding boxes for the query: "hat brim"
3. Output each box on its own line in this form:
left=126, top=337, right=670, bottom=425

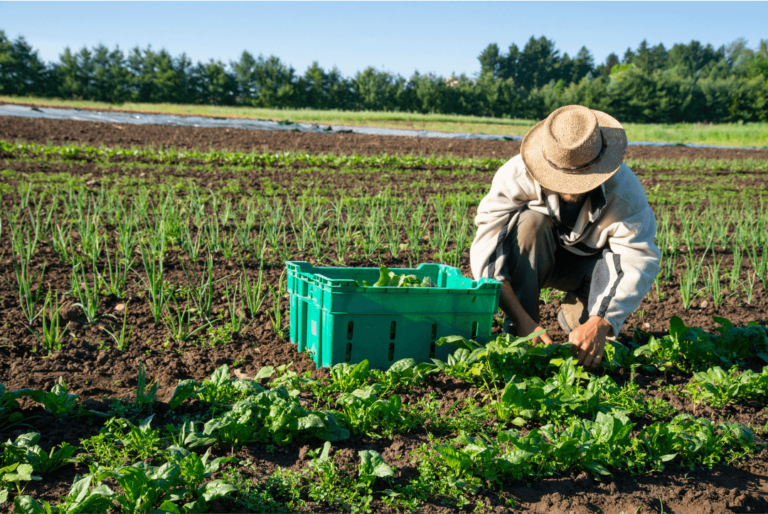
left=521, top=110, right=628, bottom=195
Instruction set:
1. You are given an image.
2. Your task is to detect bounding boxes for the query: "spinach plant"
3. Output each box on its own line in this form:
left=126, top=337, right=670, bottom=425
left=2, top=432, right=76, bottom=473
left=13, top=474, right=113, bottom=514
left=327, top=360, right=370, bottom=394
left=335, top=384, right=410, bottom=438
left=13, top=377, right=78, bottom=418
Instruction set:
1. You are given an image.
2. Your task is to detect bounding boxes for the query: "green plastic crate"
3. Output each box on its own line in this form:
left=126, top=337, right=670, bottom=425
left=286, top=261, right=501, bottom=369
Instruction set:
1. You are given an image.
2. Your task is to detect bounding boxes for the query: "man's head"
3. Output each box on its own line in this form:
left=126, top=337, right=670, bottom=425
left=520, top=105, right=628, bottom=195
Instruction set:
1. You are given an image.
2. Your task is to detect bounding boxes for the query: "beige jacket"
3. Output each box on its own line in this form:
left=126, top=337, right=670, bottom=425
left=470, top=154, right=661, bottom=337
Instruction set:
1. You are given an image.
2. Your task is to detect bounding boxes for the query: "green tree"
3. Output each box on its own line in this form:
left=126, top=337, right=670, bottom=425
left=0, top=31, right=50, bottom=96
left=126, top=46, right=159, bottom=102
left=193, top=59, right=236, bottom=105
left=478, top=43, right=503, bottom=78
left=123, top=46, right=192, bottom=103
left=90, top=44, right=131, bottom=103
left=352, top=67, right=407, bottom=111
left=627, top=40, right=668, bottom=73
left=558, top=53, right=574, bottom=85
left=666, top=40, right=724, bottom=77
left=474, top=73, right=520, bottom=117
left=232, top=50, right=258, bottom=103
left=570, top=46, right=595, bottom=83
left=254, top=55, right=298, bottom=108
left=500, top=43, right=521, bottom=82
left=596, top=52, right=620, bottom=79
left=743, top=40, right=768, bottom=79
left=298, top=61, right=353, bottom=109
left=233, top=54, right=300, bottom=108
left=57, top=47, right=96, bottom=99
left=516, top=36, right=561, bottom=90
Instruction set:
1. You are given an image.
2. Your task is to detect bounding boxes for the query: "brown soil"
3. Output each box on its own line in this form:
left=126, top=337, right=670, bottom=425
left=0, top=253, right=314, bottom=401
left=1, top=116, right=768, bottom=513
left=2, top=113, right=768, bottom=160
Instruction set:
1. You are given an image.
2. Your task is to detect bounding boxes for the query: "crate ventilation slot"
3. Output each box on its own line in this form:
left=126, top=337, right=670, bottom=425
left=430, top=322, right=438, bottom=358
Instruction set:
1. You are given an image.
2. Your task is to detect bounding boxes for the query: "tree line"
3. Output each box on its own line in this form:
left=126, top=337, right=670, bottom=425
left=1, top=29, right=767, bottom=123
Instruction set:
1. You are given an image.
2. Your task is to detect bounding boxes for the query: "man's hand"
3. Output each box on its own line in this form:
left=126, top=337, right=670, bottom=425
left=517, top=315, right=553, bottom=346
left=569, top=316, right=612, bottom=368
left=498, top=281, right=552, bottom=345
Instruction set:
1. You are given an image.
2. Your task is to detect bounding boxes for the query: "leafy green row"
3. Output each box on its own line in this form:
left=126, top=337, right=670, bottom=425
left=411, top=413, right=756, bottom=508
left=623, top=316, right=768, bottom=373
left=1, top=379, right=84, bottom=434
left=0, top=140, right=505, bottom=170
left=166, top=365, right=348, bottom=445
left=487, top=359, right=675, bottom=425
left=166, top=361, right=432, bottom=443
left=2, top=317, right=766, bottom=512
left=10, top=378, right=79, bottom=419
left=429, top=335, right=675, bottom=425
left=686, top=365, right=768, bottom=409
left=12, top=447, right=235, bottom=514
left=4, top=140, right=767, bottom=174
left=626, top=156, right=768, bottom=172
left=0, top=385, right=24, bottom=432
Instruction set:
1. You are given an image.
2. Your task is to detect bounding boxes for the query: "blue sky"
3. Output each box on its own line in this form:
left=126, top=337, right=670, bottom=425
left=2, top=2, right=767, bottom=77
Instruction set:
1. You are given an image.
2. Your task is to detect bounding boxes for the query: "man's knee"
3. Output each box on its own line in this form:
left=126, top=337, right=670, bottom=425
left=515, top=210, right=555, bottom=252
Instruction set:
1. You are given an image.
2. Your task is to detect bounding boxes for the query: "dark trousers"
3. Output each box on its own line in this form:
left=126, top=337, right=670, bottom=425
left=504, top=209, right=602, bottom=332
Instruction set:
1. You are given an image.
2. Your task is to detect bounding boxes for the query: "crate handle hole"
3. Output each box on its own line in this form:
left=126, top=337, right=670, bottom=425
left=388, top=341, right=395, bottom=361
left=429, top=341, right=436, bottom=359
left=345, top=343, right=352, bottom=362
left=471, top=321, right=478, bottom=339
left=390, top=321, right=396, bottom=340
left=347, top=321, right=354, bottom=340
left=431, top=322, right=437, bottom=340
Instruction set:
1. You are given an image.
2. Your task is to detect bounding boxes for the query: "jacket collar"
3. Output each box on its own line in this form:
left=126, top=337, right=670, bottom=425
left=587, top=184, right=607, bottom=222
left=540, top=183, right=607, bottom=240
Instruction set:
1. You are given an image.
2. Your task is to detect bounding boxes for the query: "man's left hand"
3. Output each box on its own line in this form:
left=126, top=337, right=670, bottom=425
left=568, top=316, right=612, bottom=369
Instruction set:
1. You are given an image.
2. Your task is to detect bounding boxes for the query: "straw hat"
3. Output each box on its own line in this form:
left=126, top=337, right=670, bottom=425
left=521, top=105, right=628, bottom=195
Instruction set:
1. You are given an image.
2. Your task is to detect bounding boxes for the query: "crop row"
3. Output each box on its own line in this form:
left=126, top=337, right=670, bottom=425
left=4, top=140, right=768, bottom=173
left=4, top=141, right=768, bottom=213
left=0, top=141, right=507, bottom=171
left=0, top=196, right=765, bottom=367
left=2, top=314, right=767, bottom=512
left=2, top=182, right=766, bottom=335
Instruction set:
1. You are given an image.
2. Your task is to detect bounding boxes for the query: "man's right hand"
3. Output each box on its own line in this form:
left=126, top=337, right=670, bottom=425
left=516, top=315, right=553, bottom=346
left=499, top=281, right=553, bottom=346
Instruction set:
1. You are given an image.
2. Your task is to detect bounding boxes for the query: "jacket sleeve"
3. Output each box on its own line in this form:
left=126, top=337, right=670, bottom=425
left=587, top=205, right=661, bottom=337
left=470, top=160, right=534, bottom=282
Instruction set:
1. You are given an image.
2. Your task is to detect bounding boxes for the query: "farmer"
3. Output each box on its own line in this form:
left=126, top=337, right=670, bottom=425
left=470, top=105, right=661, bottom=369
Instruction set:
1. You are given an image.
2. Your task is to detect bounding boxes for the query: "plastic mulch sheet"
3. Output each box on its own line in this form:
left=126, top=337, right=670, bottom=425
left=0, top=104, right=761, bottom=149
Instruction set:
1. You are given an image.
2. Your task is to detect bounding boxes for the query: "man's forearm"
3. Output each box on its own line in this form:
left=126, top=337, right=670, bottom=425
left=499, top=281, right=534, bottom=329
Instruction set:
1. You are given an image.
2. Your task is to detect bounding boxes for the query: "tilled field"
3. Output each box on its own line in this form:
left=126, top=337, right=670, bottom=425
left=1, top=115, right=768, bottom=514
left=3, top=112, right=768, bottom=160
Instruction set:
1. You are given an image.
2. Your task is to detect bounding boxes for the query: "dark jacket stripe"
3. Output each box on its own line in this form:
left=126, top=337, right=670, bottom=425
left=598, top=253, right=624, bottom=319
